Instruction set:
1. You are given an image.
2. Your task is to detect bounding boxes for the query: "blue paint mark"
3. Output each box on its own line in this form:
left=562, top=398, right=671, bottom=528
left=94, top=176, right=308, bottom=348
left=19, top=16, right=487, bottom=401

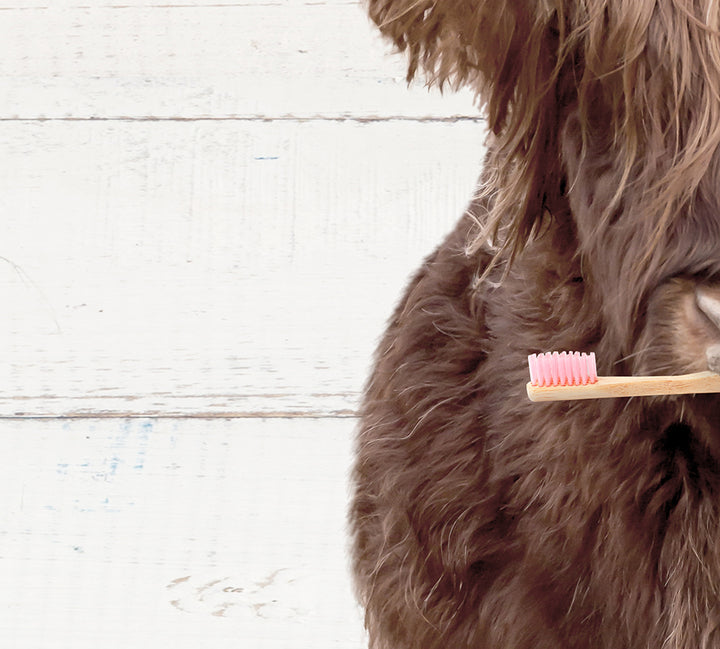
left=108, top=457, right=121, bottom=477
left=131, top=420, right=152, bottom=472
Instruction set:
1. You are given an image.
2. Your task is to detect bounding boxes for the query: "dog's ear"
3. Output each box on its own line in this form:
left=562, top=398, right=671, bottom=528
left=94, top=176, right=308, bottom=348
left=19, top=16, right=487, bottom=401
left=367, top=0, right=561, bottom=133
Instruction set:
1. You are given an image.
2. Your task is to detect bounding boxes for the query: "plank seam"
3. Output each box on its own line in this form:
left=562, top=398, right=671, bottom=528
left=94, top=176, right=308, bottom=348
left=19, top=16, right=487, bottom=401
left=0, top=412, right=360, bottom=420
left=0, top=115, right=484, bottom=123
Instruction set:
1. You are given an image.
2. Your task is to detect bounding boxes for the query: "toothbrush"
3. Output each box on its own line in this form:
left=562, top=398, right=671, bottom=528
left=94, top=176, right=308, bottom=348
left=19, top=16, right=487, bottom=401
left=526, top=351, right=720, bottom=402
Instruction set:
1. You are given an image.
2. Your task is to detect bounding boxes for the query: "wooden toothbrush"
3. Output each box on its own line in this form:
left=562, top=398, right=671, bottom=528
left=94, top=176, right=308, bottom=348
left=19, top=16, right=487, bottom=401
left=526, top=351, right=720, bottom=402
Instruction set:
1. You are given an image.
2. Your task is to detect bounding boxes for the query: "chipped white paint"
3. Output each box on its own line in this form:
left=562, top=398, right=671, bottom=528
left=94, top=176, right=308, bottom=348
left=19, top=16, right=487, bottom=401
left=0, top=119, right=483, bottom=417
left=0, top=418, right=366, bottom=648
left=0, top=1, right=487, bottom=647
left=0, top=1, right=478, bottom=120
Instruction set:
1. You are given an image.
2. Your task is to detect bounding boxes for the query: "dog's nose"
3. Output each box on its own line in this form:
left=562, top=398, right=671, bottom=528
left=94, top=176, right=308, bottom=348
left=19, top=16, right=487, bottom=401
left=696, top=288, right=720, bottom=373
left=697, top=289, right=720, bottom=329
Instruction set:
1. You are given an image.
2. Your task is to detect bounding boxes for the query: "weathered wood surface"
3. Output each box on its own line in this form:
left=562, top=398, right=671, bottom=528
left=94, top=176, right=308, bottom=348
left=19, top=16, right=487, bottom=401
left=0, top=1, right=483, bottom=417
left=0, top=417, right=365, bottom=648
left=0, top=119, right=483, bottom=417
left=0, top=1, right=487, bottom=647
left=0, top=1, right=478, bottom=120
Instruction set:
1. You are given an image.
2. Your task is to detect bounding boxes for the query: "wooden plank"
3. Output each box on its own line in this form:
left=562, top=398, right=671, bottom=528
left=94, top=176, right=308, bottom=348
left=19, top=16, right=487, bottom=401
left=0, top=2, right=479, bottom=120
left=0, top=416, right=366, bottom=648
left=0, top=119, right=484, bottom=417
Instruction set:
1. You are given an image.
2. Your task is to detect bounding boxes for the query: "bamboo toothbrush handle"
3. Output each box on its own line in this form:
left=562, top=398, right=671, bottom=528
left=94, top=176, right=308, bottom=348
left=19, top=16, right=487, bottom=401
left=527, top=371, right=720, bottom=402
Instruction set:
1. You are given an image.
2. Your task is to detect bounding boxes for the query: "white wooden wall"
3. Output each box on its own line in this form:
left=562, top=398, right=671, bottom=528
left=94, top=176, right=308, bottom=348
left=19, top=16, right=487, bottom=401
left=0, top=1, right=485, bottom=646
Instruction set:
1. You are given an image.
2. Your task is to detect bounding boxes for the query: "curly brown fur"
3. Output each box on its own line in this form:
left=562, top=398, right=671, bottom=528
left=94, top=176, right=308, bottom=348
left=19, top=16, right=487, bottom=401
left=351, top=2, right=720, bottom=648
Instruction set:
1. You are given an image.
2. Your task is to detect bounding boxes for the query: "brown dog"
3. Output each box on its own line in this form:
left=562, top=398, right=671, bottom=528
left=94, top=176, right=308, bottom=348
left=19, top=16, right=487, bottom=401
left=350, top=2, right=720, bottom=648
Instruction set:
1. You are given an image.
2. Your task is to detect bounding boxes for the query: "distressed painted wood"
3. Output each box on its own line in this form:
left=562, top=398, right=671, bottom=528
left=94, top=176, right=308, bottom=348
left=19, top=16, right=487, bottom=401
left=0, top=2, right=479, bottom=120
left=0, top=3, right=488, bottom=646
left=0, top=119, right=484, bottom=417
left=0, top=417, right=366, bottom=648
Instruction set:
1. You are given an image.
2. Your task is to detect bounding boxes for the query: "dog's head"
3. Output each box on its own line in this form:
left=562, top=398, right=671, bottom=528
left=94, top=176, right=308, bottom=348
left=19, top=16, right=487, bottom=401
left=370, top=0, right=720, bottom=381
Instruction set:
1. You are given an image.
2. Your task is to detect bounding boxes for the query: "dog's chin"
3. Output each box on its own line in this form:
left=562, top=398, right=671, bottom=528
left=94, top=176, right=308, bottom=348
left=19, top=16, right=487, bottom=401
left=651, top=394, right=720, bottom=466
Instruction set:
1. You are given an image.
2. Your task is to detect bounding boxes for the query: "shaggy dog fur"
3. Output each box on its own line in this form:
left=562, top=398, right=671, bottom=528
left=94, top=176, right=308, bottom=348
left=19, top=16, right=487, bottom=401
left=350, top=1, right=720, bottom=648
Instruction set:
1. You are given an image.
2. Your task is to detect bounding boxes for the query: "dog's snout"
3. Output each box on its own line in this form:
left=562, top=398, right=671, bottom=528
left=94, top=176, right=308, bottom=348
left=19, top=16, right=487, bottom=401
left=646, top=282, right=720, bottom=375
left=696, top=288, right=720, bottom=331
left=695, top=288, right=720, bottom=373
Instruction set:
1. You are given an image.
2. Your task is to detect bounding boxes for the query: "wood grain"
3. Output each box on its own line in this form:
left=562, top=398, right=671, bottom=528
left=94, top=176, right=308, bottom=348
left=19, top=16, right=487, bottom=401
left=527, top=372, right=720, bottom=402
left=0, top=417, right=366, bottom=648
left=0, top=2, right=479, bottom=120
left=0, top=4, right=487, bottom=646
left=0, top=119, right=483, bottom=417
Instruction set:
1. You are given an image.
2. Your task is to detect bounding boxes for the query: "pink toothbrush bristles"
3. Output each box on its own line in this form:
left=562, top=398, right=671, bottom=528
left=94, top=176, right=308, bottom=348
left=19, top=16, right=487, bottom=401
left=528, top=351, right=598, bottom=387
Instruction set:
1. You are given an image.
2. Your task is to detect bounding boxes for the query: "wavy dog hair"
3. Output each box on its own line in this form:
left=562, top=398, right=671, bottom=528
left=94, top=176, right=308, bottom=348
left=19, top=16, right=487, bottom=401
left=351, top=2, right=720, bottom=649
left=368, top=0, right=720, bottom=342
